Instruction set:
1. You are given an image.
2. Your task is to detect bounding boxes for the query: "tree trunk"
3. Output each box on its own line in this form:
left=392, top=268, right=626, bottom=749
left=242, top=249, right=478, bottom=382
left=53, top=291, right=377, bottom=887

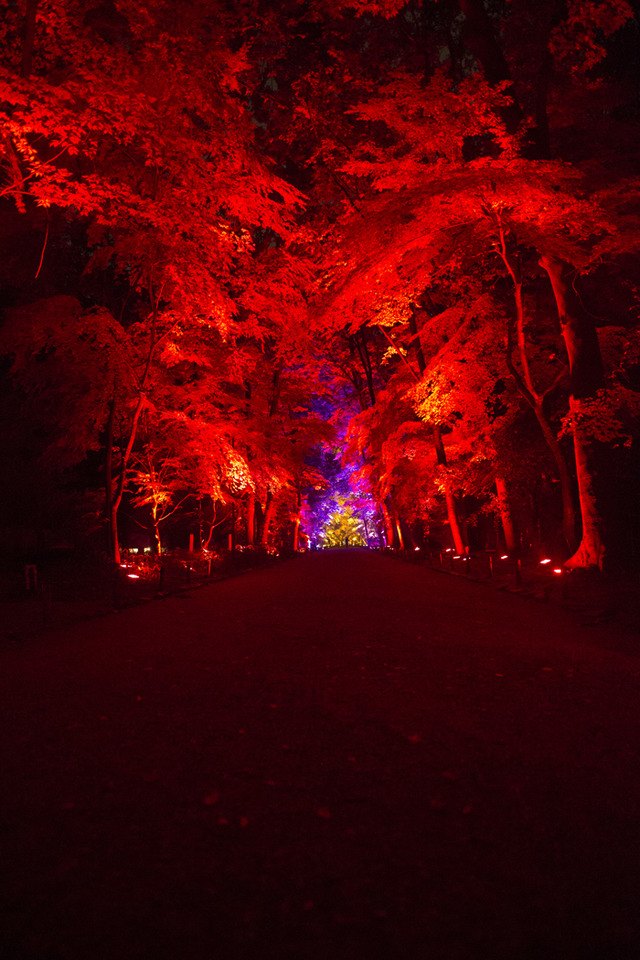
left=532, top=396, right=577, bottom=551
left=362, top=514, right=371, bottom=547
left=443, top=478, right=465, bottom=554
left=497, top=227, right=578, bottom=551
left=495, top=475, right=516, bottom=552
left=260, top=489, right=276, bottom=547
left=380, top=499, right=395, bottom=547
left=539, top=254, right=607, bottom=568
left=432, top=424, right=465, bottom=554
left=152, top=512, right=162, bottom=555
left=292, top=516, right=300, bottom=551
left=110, top=506, right=121, bottom=565
left=106, top=300, right=160, bottom=563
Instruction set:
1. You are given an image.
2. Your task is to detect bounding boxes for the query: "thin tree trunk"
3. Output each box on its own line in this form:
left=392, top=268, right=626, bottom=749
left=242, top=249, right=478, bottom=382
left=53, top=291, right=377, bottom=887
left=255, top=358, right=284, bottom=548
left=362, top=514, right=371, bottom=547
left=292, top=484, right=302, bottom=551
left=395, top=515, right=404, bottom=550
left=293, top=517, right=300, bottom=551
left=152, top=510, right=162, bottom=555
left=539, top=254, right=606, bottom=569
left=432, top=424, right=465, bottom=554
left=260, top=490, right=276, bottom=547
left=108, top=299, right=161, bottom=563
left=110, top=390, right=146, bottom=547
left=380, top=499, right=395, bottom=547
left=495, top=475, right=516, bottom=552
left=202, top=497, right=220, bottom=550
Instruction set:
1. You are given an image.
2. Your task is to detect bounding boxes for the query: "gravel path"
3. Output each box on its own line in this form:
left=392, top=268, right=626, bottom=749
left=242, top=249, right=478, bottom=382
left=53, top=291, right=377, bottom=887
left=1, top=550, right=639, bottom=960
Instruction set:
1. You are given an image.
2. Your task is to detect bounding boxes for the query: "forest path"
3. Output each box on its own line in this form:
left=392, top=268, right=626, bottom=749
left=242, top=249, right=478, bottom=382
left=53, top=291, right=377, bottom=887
left=1, top=549, right=639, bottom=960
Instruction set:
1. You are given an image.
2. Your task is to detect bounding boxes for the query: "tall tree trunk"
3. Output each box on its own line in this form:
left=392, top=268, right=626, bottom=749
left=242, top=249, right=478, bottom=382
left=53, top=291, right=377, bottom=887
left=362, top=514, right=371, bottom=548
left=152, top=507, right=162, bottom=556
left=432, top=424, right=465, bottom=554
left=202, top=497, right=219, bottom=550
left=539, top=255, right=607, bottom=569
left=495, top=475, right=516, bottom=552
left=395, top=514, right=405, bottom=550
left=260, top=490, right=276, bottom=547
left=292, top=516, right=300, bottom=551
left=110, top=506, right=121, bottom=566
left=380, top=499, right=395, bottom=547
left=292, top=484, right=302, bottom=551
left=107, top=298, right=162, bottom=563
left=256, top=358, right=284, bottom=548
left=110, top=389, right=146, bottom=561
left=496, top=225, right=578, bottom=551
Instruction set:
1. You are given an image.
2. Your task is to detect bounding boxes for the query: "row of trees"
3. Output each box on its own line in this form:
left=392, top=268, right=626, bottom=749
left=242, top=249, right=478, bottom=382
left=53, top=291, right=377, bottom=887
left=304, top=0, right=640, bottom=568
left=1, top=0, right=639, bottom=570
left=0, top=0, right=328, bottom=560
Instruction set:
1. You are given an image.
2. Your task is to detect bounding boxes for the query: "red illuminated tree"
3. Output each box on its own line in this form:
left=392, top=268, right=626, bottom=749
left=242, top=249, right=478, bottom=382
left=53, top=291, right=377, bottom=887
left=310, top=0, right=639, bottom=568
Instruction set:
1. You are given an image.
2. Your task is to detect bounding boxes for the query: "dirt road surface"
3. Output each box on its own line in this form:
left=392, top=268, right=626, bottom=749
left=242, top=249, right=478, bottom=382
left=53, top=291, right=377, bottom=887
left=1, top=550, right=639, bottom=960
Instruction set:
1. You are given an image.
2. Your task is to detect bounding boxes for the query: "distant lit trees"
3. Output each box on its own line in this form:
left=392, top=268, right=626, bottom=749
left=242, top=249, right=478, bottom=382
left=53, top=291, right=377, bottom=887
left=321, top=498, right=367, bottom=549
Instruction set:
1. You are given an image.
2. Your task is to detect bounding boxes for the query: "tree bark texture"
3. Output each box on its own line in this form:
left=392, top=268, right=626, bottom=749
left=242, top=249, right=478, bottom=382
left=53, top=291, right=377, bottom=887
left=260, top=490, right=276, bottom=547
left=432, top=424, right=465, bottom=555
left=540, top=254, right=607, bottom=569
left=380, top=499, right=395, bottom=548
left=495, top=475, right=517, bottom=552
left=497, top=228, right=578, bottom=551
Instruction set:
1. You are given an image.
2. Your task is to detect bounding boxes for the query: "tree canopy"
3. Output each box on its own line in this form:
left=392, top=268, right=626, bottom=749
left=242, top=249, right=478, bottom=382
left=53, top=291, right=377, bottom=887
left=1, top=0, right=639, bottom=571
